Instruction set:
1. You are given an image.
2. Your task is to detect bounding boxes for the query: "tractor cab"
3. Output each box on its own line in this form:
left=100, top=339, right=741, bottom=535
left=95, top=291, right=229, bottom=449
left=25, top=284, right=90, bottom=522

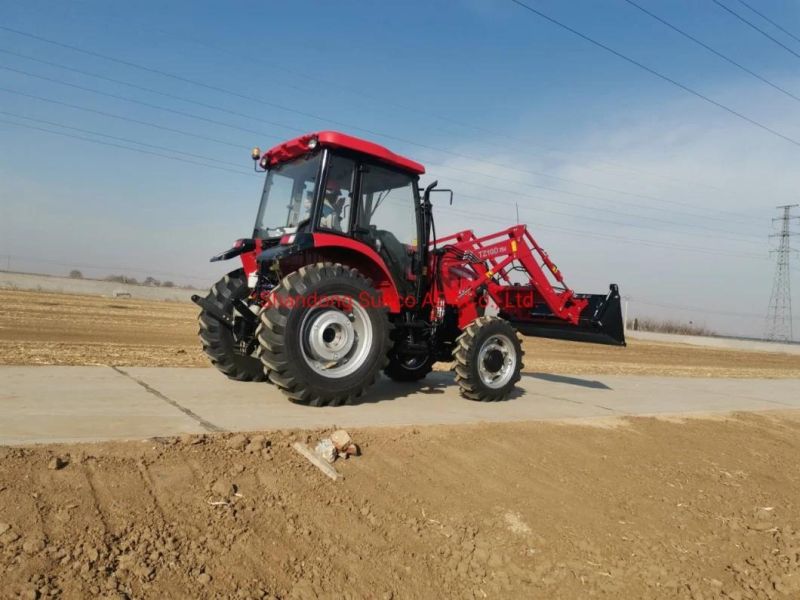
left=252, top=132, right=426, bottom=295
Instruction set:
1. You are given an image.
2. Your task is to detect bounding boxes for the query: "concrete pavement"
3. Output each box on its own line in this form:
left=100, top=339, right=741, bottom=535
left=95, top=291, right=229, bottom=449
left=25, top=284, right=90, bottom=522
left=1, top=366, right=799, bottom=444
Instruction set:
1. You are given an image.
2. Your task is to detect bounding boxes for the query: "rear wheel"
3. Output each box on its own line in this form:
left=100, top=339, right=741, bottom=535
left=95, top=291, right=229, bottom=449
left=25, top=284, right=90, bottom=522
left=197, top=269, right=267, bottom=382
left=257, top=263, right=391, bottom=406
left=453, top=316, right=523, bottom=401
left=384, top=351, right=434, bottom=382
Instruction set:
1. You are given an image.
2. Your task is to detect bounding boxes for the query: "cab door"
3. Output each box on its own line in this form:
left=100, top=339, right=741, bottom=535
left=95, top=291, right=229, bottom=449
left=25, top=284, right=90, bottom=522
left=355, top=163, right=421, bottom=296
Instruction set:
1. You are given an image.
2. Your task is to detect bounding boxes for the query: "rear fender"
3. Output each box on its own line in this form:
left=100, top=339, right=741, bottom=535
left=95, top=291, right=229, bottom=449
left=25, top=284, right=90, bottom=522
left=311, top=233, right=402, bottom=312
left=254, top=233, right=402, bottom=311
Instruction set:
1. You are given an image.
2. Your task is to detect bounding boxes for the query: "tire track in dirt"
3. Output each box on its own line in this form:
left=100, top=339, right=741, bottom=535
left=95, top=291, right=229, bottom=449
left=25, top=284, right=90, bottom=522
left=135, top=461, right=169, bottom=522
left=4, top=419, right=800, bottom=598
left=80, top=464, right=112, bottom=535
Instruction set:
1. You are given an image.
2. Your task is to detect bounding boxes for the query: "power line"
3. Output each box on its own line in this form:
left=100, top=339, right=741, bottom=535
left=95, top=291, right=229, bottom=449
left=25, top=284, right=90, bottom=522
left=736, top=0, right=800, bottom=46
left=0, top=49, right=315, bottom=140
left=0, top=86, right=246, bottom=150
left=455, top=190, right=764, bottom=247
left=0, top=56, right=695, bottom=209
left=624, top=0, right=800, bottom=103
left=712, top=0, right=800, bottom=60
left=0, top=112, right=771, bottom=263
left=0, top=65, right=304, bottom=139
left=633, top=298, right=800, bottom=320
left=1, top=62, right=762, bottom=230
left=442, top=204, right=767, bottom=261
left=0, top=117, right=255, bottom=177
left=0, top=55, right=752, bottom=227
left=11, top=105, right=761, bottom=247
left=0, top=23, right=744, bottom=199
left=0, top=110, right=245, bottom=168
left=0, top=25, right=769, bottom=215
left=57, top=6, right=773, bottom=198
left=0, top=42, right=775, bottom=248
left=508, top=0, right=800, bottom=147
left=429, top=158, right=760, bottom=231
left=0, top=81, right=764, bottom=244
left=2, top=96, right=755, bottom=247
left=0, top=76, right=768, bottom=245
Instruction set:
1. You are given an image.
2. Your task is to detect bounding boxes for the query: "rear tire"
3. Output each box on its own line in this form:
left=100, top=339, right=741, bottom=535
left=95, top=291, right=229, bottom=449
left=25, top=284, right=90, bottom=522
left=453, top=316, right=523, bottom=401
left=257, top=263, right=391, bottom=406
left=197, top=269, right=267, bottom=382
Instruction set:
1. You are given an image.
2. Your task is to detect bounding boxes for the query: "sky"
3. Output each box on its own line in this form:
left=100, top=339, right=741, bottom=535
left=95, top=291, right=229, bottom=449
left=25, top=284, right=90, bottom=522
left=1, top=0, right=799, bottom=338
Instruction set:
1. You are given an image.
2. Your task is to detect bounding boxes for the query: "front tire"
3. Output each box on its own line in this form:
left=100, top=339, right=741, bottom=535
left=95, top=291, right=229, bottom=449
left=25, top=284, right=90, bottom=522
left=197, top=269, right=267, bottom=382
left=453, top=316, right=523, bottom=401
left=257, top=263, right=391, bottom=406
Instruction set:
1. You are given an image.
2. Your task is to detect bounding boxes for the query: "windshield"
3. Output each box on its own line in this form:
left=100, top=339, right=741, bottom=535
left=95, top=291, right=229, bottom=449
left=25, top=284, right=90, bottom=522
left=254, top=153, right=322, bottom=238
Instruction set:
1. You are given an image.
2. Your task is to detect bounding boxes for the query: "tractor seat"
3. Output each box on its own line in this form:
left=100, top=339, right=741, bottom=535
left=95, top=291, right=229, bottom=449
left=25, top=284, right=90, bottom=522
left=371, top=227, right=413, bottom=280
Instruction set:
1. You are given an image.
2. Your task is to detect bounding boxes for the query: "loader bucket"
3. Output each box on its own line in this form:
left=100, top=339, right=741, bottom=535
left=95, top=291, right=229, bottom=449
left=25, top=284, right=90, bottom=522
left=503, top=284, right=626, bottom=346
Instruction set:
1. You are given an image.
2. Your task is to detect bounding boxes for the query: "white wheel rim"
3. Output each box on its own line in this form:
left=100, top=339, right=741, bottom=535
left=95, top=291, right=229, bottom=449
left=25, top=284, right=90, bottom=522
left=299, top=295, right=373, bottom=379
left=477, top=334, right=516, bottom=389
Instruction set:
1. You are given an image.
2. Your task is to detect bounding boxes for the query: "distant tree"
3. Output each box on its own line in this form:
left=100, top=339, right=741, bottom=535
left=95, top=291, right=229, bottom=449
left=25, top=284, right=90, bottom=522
left=162, top=280, right=175, bottom=288
left=105, top=274, right=139, bottom=285
left=143, top=276, right=161, bottom=287
left=69, top=269, right=83, bottom=279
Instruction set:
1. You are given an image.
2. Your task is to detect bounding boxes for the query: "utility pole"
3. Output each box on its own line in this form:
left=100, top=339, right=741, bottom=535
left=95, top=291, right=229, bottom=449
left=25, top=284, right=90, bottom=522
left=765, top=204, right=799, bottom=342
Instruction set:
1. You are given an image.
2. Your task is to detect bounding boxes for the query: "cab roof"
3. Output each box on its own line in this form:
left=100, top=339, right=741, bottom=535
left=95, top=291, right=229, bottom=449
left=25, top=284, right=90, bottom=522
left=263, top=131, right=425, bottom=175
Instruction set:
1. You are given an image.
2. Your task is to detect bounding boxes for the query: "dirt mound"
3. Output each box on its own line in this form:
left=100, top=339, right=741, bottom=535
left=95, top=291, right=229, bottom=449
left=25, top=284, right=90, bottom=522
left=2, top=415, right=800, bottom=598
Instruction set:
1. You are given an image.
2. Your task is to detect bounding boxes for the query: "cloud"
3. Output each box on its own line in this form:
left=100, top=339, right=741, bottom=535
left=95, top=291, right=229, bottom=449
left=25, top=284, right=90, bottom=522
left=423, top=77, right=800, bottom=337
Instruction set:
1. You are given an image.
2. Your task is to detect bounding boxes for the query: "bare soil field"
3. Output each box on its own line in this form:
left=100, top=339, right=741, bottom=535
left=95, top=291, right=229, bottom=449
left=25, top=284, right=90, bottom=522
left=1, top=289, right=799, bottom=377
left=2, top=415, right=800, bottom=599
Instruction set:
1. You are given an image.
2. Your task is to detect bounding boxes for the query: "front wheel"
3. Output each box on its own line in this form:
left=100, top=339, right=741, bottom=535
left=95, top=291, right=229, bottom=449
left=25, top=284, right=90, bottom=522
left=197, top=269, right=267, bottom=382
left=257, top=263, right=391, bottom=407
left=453, top=316, right=523, bottom=401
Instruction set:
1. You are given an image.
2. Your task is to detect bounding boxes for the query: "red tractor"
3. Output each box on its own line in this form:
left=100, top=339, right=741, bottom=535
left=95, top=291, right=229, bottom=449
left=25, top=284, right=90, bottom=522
left=193, top=131, right=624, bottom=406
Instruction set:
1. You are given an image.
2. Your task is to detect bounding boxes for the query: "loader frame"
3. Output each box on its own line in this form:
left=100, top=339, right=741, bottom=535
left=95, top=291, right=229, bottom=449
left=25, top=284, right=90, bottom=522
left=430, top=225, right=625, bottom=346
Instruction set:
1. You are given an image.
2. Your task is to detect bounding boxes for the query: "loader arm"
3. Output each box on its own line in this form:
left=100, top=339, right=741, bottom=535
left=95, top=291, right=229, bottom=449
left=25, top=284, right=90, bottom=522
left=433, top=225, right=625, bottom=346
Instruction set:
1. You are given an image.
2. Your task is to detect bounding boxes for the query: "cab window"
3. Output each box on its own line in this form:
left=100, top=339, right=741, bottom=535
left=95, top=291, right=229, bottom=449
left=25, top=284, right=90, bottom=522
left=317, top=156, right=356, bottom=234
left=358, top=165, right=417, bottom=246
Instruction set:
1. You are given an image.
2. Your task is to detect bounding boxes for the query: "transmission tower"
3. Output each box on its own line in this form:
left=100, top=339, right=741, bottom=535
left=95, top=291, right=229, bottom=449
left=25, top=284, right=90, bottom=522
left=765, top=204, right=799, bottom=341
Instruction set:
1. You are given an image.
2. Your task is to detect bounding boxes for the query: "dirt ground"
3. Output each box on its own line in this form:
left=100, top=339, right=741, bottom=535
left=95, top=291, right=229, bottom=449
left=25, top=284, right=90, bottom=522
left=1, top=289, right=799, bottom=377
left=1, top=414, right=799, bottom=599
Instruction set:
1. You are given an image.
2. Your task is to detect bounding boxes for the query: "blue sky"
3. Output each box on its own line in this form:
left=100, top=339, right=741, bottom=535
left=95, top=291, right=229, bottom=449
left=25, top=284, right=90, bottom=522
left=1, top=0, right=799, bottom=336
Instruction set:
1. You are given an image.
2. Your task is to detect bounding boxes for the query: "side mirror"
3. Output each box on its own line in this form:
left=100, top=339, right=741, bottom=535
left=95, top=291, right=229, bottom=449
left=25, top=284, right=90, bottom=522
left=423, top=181, right=453, bottom=205
left=430, top=188, right=454, bottom=205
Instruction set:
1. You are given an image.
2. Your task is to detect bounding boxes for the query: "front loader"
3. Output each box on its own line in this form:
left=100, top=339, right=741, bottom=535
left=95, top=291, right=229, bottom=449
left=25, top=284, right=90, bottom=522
left=192, top=131, right=625, bottom=406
